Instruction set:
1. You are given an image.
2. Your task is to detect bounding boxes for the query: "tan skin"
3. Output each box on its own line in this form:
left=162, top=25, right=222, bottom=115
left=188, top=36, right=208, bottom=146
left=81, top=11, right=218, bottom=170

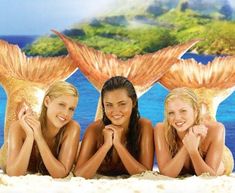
left=74, top=89, right=154, bottom=179
left=154, top=98, right=225, bottom=177
left=6, top=95, right=80, bottom=178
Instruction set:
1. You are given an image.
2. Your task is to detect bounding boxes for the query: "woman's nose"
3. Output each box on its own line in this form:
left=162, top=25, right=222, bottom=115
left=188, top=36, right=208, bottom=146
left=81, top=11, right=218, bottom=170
left=174, top=112, right=181, bottom=120
left=112, top=106, right=120, bottom=113
left=62, top=108, right=70, bottom=117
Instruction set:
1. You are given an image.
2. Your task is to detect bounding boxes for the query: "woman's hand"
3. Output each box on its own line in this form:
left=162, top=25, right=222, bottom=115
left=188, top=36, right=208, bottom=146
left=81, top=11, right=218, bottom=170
left=18, top=106, right=34, bottom=137
left=102, top=127, right=113, bottom=148
left=182, top=128, right=200, bottom=154
left=192, top=124, right=208, bottom=139
left=105, top=125, right=124, bottom=146
left=25, top=114, right=43, bottom=141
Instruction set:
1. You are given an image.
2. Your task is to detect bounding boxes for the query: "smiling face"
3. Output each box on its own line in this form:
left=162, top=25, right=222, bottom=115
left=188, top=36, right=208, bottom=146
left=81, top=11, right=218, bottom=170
left=45, top=95, right=78, bottom=129
left=166, top=97, right=197, bottom=134
left=103, top=88, right=133, bottom=129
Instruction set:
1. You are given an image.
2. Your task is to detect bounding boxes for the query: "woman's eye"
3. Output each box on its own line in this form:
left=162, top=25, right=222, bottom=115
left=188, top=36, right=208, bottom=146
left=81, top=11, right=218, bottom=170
left=59, top=103, right=65, bottom=107
left=105, top=104, right=112, bottom=108
left=168, top=112, right=174, bottom=116
left=69, top=108, right=75, bottom=112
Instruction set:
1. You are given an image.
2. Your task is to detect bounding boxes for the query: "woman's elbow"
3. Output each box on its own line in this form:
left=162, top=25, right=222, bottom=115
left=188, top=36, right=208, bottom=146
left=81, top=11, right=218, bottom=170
left=49, top=166, right=71, bottom=178
left=159, top=167, right=179, bottom=178
left=145, top=163, right=153, bottom=171
left=160, top=171, right=178, bottom=178
left=144, top=157, right=154, bottom=171
left=6, top=167, right=26, bottom=177
left=74, top=170, right=93, bottom=179
left=50, top=171, right=69, bottom=178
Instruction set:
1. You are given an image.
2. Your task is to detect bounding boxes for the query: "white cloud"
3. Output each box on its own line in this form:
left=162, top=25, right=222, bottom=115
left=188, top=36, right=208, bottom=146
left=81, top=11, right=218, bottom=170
left=228, top=0, right=235, bottom=8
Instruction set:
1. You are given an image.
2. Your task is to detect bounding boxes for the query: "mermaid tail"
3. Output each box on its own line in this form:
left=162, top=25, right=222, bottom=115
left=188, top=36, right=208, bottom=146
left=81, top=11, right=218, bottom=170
left=53, top=30, right=198, bottom=119
left=0, top=40, right=77, bottom=168
left=159, top=57, right=235, bottom=119
left=223, top=146, right=234, bottom=175
left=0, top=39, right=77, bottom=139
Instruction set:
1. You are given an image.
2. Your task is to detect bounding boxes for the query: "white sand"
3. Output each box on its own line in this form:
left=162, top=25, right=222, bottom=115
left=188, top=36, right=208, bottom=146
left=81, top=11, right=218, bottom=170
left=0, top=170, right=235, bottom=193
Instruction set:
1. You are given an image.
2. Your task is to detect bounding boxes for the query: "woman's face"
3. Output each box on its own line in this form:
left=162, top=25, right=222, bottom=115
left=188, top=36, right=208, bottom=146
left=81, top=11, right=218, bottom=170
left=103, top=88, right=133, bottom=129
left=45, top=95, right=78, bottom=129
left=166, top=97, right=196, bottom=133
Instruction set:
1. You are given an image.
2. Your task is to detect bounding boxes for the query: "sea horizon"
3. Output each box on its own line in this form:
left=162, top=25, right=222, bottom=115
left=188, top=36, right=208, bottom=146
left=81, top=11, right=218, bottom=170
left=0, top=35, right=39, bottom=49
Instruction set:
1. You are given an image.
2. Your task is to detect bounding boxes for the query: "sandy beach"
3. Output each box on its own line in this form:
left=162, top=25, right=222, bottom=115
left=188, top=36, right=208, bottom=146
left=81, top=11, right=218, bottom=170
left=0, top=170, right=235, bottom=193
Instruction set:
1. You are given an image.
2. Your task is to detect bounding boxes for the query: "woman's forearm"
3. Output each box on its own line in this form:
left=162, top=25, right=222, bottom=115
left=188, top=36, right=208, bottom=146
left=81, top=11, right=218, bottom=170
left=7, top=135, right=34, bottom=176
left=74, top=144, right=111, bottom=179
left=114, top=142, right=148, bottom=175
left=35, top=137, right=69, bottom=178
left=189, top=151, right=217, bottom=176
left=159, top=146, right=189, bottom=177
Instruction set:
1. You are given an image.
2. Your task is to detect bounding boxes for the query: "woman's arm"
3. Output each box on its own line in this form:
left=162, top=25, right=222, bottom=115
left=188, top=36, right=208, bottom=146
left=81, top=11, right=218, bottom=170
left=154, top=123, right=189, bottom=177
left=26, top=117, right=80, bottom=178
left=6, top=117, right=34, bottom=176
left=110, top=119, right=154, bottom=175
left=184, top=123, right=225, bottom=176
left=74, top=122, right=113, bottom=179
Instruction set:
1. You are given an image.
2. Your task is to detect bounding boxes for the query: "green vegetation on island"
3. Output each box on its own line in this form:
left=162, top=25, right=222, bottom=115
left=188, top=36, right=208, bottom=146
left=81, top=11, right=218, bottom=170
left=24, top=1, right=235, bottom=58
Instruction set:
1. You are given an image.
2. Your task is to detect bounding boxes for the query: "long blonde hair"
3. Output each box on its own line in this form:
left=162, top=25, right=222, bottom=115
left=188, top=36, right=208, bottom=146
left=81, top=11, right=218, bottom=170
left=163, top=87, right=201, bottom=156
left=39, top=81, right=79, bottom=130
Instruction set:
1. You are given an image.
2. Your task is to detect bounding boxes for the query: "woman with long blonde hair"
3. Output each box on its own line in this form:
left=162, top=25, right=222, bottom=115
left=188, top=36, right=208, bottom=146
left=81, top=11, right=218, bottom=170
left=6, top=81, right=80, bottom=178
left=154, top=87, right=234, bottom=177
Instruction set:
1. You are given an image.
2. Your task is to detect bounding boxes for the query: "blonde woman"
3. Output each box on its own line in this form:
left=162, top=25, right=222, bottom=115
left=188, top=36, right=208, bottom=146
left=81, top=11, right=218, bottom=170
left=6, top=81, right=80, bottom=178
left=154, top=87, right=234, bottom=177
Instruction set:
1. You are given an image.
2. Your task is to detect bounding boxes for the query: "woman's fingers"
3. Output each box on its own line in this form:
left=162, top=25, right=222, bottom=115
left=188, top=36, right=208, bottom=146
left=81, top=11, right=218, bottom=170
left=192, top=125, right=208, bottom=137
left=18, top=106, right=27, bottom=120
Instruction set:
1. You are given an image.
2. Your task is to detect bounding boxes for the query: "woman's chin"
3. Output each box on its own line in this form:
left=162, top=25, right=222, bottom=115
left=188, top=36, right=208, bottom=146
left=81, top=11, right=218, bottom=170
left=52, top=121, right=66, bottom=129
left=112, top=122, right=122, bottom=126
left=111, top=120, right=124, bottom=127
left=175, top=126, right=188, bottom=133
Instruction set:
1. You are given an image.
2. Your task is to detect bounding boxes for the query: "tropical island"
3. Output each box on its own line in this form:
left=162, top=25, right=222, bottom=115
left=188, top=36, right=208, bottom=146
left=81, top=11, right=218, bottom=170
left=24, top=0, right=235, bottom=58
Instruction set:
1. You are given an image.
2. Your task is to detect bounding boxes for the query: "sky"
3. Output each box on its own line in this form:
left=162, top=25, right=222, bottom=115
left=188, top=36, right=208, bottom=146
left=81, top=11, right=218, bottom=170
left=0, top=0, right=117, bottom=35
left=0, top=0, right=234, bottom=35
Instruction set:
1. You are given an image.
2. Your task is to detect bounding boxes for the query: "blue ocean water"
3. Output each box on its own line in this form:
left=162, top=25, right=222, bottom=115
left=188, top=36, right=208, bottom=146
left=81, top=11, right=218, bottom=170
left=0, top=35, right=38, bottom=48
left=0, top=36, right=234, bottom=163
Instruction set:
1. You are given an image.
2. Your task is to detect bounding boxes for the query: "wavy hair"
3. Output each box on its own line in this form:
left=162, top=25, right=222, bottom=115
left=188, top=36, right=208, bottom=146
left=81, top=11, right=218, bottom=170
left=101, top=76, right=140, bottom=159
left=39, top=81, right=79, bottom=132
left=163, top=87, right=201, bottom=156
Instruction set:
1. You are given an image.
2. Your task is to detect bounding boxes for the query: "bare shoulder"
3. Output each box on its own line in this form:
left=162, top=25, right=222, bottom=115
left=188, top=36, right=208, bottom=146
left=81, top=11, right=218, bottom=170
left=139, top=118, right=152, bottom=126
left=66, top=120, right=81, bottom=131
left=63, top=120, right=81, bottom=137
left=138, top=118, right=153, bottom=132
left=154, top=122, right=165, bottom=135
left=83, top=120, right=103, bottom=138
left=204, top=120, right=225, bottom=139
